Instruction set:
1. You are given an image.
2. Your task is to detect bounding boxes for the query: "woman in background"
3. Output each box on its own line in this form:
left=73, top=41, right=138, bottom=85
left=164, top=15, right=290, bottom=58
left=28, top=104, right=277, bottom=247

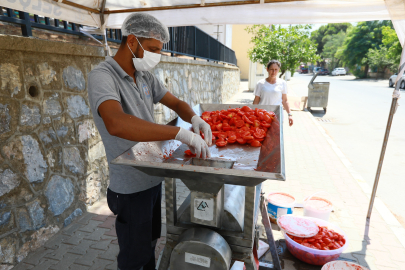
left=253, top=60, right=293, bottom=126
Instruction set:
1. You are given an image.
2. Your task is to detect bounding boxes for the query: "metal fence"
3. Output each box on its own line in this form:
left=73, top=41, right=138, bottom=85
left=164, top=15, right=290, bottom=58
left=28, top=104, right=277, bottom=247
left=0, top=7, right=237, bottom=66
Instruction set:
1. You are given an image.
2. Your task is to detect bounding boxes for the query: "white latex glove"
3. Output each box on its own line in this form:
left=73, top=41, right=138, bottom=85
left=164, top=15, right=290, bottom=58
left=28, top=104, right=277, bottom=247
left=191, top=115, right=212, bottom=146
left=175, top=127, right=211, bottom=159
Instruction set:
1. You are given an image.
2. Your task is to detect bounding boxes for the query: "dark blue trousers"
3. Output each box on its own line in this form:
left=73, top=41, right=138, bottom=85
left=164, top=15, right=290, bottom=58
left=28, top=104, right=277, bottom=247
left=107, top=183, right=162, bottom=270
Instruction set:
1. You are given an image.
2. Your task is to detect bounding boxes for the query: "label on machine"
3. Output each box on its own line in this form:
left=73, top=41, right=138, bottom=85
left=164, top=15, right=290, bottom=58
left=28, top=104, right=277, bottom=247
left=194, top=198, right=214, bottom=221
left=185, top=252, right=211, bottom=268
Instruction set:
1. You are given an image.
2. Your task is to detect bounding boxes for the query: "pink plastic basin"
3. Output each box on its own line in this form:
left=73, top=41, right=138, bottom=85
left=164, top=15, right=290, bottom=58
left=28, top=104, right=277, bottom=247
left=282, top=217, right=349, bottom=265
left=322, top=261, right=369, bottom=270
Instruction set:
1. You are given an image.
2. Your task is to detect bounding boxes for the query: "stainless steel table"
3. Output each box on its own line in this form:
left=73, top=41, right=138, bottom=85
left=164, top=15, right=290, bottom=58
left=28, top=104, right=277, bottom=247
left=112, top=104, right=285, bottom=270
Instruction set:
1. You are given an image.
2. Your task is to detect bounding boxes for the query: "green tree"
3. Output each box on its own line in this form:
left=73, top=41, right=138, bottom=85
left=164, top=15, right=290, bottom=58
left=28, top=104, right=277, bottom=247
left=366, top=46, right=394, bottom=74
left=246, top=24, right=319, bottom=78
left=322, top=31, right=347, bottom=69
left=382, top=26, right=402, bottom=71
left=311, top=23, right=352, bottom=55
left=339, top=20, right=392, bottom=78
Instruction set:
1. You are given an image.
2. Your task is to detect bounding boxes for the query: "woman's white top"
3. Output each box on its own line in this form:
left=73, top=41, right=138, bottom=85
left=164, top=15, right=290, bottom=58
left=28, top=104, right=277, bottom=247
left=254, top=78, right=288, bottom=105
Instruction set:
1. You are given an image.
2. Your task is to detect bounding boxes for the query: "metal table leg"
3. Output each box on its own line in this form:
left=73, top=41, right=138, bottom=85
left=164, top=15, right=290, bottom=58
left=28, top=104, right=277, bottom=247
left=157, top=238, right=176, bottom=270
left=260, top=193, right=282, bottom=270
left=244, top=252, right=259, bottom=270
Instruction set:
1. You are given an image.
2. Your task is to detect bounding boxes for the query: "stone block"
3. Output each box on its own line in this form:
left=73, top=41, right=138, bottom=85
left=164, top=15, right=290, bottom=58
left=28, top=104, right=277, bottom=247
left=21, top=135, right=48, bottom=183
left=0, top=97, right=19, bottom=140
left=16, top=225, right=59, bottom=263
left=3, top=135, right=48, bottom=184
left=52, top=114, right=77, bottom=146
left=42, top=92, right=62, bottom=117
left=79, top=172, right=102, bottom=206
left=38, top=62, right=61, bottom=90
left=63, top=66, right=86, bottom=92
left=64, top=208, right=83, bottom=227
left=76, top=119, right=100, bottom=147
left=0, top=61, right=24, bottom=99
left=45, top=175, right=75, bottom=216
left=27, top=200, right=45, bottom=230
left=0, top=210, right=15, bottom=235
left=46, top=147, right=63, bottom=173
left=88, top=141, right=106, bottom=164
left=63, top=147, right=85, bottom=175
left=0, top=234, right=18, bottom=264
left=0, top=167, right=21, bottom=197
left=63, top=94, right=90, bottom=119
left=38, top=127, right=59, bottom=149
left=18, top=208, right=32, bottom=232
left=19, top=103, right=41, bottom=129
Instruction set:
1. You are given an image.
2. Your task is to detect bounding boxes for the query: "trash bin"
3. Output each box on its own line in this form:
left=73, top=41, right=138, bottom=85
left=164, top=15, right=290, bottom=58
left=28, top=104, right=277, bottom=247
left=307, top=72, right=330, bottom=113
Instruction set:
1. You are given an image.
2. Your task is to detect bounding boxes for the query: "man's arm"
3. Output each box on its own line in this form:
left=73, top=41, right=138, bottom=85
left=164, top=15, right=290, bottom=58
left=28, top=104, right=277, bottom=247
left=159, top=92, right=212, bottom=145
left=98, top=100, right=180, bottom=141
left=159, top=92, right=196, bottom=123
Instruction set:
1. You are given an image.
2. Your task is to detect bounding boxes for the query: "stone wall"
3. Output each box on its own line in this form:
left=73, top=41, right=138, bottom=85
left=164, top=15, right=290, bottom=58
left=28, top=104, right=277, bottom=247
left=0, top=34, right=240, bottom=268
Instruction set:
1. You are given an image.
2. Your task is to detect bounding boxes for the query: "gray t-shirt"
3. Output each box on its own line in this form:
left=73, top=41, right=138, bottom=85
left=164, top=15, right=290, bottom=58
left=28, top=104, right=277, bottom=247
left=88, top=56, right=168, bottom=194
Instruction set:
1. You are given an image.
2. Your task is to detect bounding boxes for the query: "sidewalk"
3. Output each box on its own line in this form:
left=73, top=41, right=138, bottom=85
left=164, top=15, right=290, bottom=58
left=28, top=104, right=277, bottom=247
left=12, top=81, right=405, bottom=270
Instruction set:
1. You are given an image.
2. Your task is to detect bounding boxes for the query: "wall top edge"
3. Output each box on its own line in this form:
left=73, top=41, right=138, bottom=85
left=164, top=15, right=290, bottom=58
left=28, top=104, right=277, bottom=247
left=0, top=35, right=239, bottom=70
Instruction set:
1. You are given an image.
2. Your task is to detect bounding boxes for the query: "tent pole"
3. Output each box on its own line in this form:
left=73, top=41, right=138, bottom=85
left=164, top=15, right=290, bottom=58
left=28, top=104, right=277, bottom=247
left=367, top=97, right=398, bottom=219
left=100, top=0, right=107, bottom=56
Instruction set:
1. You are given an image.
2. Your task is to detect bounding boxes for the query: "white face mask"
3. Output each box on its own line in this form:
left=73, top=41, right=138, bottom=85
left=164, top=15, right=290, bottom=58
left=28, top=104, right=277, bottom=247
left=127, top=37, right=161, bottom=71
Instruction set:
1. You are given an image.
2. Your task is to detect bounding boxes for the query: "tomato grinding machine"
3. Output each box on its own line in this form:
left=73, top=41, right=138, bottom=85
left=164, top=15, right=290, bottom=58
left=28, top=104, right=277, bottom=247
left=112, top=104, right=285, bottom=270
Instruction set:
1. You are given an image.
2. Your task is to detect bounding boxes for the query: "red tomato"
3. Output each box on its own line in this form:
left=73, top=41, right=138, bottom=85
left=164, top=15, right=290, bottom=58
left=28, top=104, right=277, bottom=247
left=228, top=136, right=237, bottom=142
left=216, top=139, right=227, bottom=147
left=212, top=131, right=221, bottom=137
left=261, top=121, right=271, bottom=128
left=227, top=108, right=237, bottom=112
left=236, top=138, right=247, bottom=144
left=235, top=120, right=245, bottom=128
left=248, top=115, right=257, bottom=122
left=217, top=132, right=227, bottom=139
left=237, top=111, right=245, bottom=117
left=243, top=115, right=253, bottom=124
left=212, top=116, right=219, bottom=124
left=227, top=139, right=236, bottom=144
left=263, top=114, right=271, bottom=123
left=202, top=116, right=212, bottom=122
left=253, top=130, right=265, bottom=139
left=253, top=120, right=261, bottom=127
left=250, top=140, right=262, bottom=147
left=241, top=105, right=252, bottom=112
left=216, top=123, right=223, bottom=131
left=243, top=135, right=254, bottom=141
left=184, top=150, right=196, bottom=157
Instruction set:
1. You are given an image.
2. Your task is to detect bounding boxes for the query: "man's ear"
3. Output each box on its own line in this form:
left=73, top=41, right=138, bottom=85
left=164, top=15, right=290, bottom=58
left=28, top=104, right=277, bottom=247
left=127, top=35, right=138, bottom=51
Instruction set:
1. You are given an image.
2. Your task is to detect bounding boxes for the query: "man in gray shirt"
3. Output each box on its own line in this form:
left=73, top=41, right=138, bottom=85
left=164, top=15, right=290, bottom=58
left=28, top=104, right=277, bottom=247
left=88, top=13, right=212, bottom=270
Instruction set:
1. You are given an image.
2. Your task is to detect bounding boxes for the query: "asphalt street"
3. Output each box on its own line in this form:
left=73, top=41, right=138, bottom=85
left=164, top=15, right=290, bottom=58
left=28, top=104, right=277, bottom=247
left=290, top=73, right=405, bottom=226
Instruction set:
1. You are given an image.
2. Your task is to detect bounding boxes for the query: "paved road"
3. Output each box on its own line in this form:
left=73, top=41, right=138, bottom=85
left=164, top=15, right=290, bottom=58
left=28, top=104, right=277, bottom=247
left=290, top=73, right=405, bottom=226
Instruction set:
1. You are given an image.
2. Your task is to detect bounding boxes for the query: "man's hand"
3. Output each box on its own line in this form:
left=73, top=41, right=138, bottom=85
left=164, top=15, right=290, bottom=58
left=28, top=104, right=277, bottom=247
left=175, top=128, right=211, bottom=159
left=191, top=115, right=212, bottom=146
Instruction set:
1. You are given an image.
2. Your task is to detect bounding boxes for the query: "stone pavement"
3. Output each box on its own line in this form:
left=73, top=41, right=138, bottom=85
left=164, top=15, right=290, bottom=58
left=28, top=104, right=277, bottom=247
left=11, top=81, right=405, bottom=270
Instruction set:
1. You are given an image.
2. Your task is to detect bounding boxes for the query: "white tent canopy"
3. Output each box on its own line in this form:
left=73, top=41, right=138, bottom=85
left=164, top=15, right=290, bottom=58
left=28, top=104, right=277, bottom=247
left=2, top=0, right=405, bottom=46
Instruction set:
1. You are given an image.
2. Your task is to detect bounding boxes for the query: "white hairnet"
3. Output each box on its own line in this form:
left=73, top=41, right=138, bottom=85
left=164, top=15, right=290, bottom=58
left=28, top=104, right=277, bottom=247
left=121, top=13, right=170, bottom=43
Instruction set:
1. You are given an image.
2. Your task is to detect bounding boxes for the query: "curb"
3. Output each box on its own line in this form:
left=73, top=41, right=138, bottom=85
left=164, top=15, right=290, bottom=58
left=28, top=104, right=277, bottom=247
left=305, top=110, right=405, bottom=249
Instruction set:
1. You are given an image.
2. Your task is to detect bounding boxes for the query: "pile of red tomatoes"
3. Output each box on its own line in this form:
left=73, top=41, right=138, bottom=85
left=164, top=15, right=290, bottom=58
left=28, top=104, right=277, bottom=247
left=201, top=106, right=275, bottom=148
